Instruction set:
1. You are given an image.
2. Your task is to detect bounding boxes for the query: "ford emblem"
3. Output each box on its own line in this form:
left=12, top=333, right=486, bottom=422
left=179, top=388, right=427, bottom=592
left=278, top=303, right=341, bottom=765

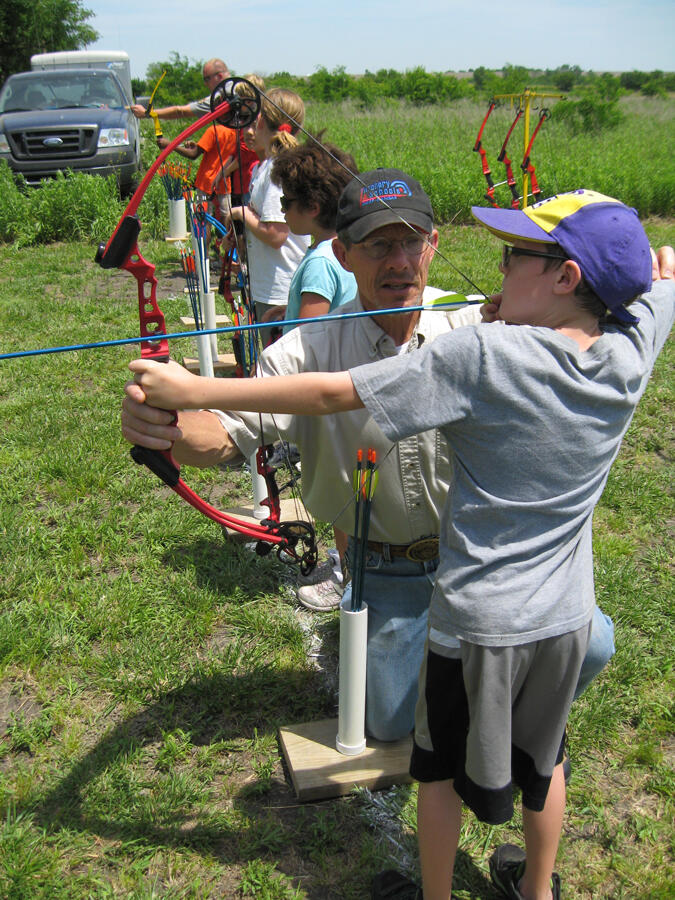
left=43, top=137, right=63, bottom=147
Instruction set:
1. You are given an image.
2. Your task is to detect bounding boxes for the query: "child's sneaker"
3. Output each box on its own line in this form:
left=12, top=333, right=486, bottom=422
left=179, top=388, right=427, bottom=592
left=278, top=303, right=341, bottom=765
left=296, top=548, right=343, bottom=587
left=489, top=843, right=561, bottom=900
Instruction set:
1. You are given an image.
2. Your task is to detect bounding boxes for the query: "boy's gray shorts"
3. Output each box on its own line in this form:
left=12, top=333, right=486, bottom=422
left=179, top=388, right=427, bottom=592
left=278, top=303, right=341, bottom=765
left=411, top=623, right=591, bottom=824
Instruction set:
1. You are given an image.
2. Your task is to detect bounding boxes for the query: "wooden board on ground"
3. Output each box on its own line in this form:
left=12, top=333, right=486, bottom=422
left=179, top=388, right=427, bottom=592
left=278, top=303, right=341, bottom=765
left=180, top=314, right=232, bottom=327
left=222, top=498, right=312, bottom=542
left=182, top=352, right=238, bottom=374
left=278, top=718, right=413, bottom=801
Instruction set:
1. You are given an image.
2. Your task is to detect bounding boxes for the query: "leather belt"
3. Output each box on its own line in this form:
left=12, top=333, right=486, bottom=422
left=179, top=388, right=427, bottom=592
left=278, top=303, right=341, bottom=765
left=366, top=536, right=440, bottom=562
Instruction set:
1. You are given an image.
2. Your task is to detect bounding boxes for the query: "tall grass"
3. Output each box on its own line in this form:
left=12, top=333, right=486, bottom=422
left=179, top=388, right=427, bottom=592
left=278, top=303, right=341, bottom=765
left=1, top=94, right=672, bottom=247
left=304, top=94, right=675, bottom=221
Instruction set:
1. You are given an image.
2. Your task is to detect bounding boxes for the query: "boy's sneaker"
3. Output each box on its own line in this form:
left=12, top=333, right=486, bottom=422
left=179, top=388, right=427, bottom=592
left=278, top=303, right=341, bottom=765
left=489, top=844, right=561, bottom=900
left=297, top=573, right=343, bottom=611
left=266, top=441, right=301, bottom=469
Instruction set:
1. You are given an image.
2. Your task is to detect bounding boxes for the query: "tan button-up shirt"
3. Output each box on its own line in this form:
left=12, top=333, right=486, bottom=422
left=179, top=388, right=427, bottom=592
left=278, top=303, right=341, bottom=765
left=213, top=295, right=481, bottom=542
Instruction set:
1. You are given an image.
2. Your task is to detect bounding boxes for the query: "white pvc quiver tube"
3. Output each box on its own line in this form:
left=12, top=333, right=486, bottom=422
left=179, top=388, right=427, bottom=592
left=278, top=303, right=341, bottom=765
left=168, top=198, right=187, bottom=239
left=250, top=452, right=269, bottom=519
left=202, top=290, right=219, bottom=360
left=336, top=597, right=368, bottom=756
left=190, top=231, right=214, bottom=378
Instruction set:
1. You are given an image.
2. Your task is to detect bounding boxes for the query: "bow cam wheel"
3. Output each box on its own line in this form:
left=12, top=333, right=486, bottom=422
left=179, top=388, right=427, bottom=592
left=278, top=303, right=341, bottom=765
left=210, top=77, right=261, bottom=129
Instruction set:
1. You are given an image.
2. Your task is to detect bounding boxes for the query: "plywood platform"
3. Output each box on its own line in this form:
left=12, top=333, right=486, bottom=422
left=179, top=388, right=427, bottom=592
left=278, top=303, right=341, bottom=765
left=182, top=352, right=238, bottom=374
left=179, top=314, right=232, bottom=327
left=278, top=718, right=412, bottom=801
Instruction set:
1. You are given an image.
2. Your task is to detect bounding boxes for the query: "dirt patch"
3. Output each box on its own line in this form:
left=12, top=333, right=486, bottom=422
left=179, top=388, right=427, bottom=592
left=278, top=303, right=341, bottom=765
left=0, top=680, right=43, bottom=738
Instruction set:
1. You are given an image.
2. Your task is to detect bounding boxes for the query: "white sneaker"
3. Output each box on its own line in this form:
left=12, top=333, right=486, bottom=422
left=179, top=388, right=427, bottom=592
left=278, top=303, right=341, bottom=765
left=296, top=549, right=343, bottom=587
left=296, top=558, right=335, bottom=586
left=297, top=574, right=344, bottom=611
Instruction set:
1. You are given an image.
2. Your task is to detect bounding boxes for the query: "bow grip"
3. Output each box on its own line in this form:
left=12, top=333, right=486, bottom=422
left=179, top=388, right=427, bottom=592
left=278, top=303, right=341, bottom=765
left=95, top=216, right=141, bottom=269
left=130, top=445, right=180, bottom=487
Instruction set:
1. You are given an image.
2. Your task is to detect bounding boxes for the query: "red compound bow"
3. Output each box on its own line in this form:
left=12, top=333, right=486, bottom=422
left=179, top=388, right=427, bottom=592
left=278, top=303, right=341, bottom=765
left=96, top=78, right=317, bottom=574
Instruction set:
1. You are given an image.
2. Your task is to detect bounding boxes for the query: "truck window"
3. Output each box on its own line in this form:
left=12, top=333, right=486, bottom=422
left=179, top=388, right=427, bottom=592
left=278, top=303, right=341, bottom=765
left=0, top=72, right=125, bottom=113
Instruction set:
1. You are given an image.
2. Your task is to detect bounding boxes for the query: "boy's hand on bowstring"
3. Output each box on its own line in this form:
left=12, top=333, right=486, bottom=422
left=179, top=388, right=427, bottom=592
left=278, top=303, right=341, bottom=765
left=651, top=246, right=674, bottom=282
left=129, top=359, right=204, bottom=411
left=480, top=294, right=503, bottom=322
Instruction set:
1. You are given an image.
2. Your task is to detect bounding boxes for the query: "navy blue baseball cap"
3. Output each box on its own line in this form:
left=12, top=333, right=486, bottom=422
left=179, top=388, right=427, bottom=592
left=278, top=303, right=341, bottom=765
left=336, top=168, right=434, bottom=242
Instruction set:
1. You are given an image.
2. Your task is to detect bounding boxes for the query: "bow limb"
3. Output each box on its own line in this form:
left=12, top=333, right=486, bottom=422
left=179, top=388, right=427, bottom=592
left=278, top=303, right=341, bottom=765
left=146, top=70, right=167, bottom=139
left=472, top=99, right=499, bottom=208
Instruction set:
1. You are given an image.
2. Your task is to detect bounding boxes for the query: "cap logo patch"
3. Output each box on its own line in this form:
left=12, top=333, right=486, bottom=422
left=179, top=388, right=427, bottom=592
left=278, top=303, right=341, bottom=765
left=359, top=179, right=412, bottom=207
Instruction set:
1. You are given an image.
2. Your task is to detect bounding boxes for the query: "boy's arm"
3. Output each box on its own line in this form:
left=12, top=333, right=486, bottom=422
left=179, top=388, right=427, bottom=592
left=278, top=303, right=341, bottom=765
left=298, top=293, right=331, bottom=319
left=222, top=156, right=239, bottom=176
left=128, top=359, right=362, bottom=416
left=156, top=136, right=202, bottom=159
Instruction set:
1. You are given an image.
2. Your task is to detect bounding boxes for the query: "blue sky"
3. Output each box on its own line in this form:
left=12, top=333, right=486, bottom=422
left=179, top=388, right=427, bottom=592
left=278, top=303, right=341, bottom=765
left=86, top=0, right=673, bottom=81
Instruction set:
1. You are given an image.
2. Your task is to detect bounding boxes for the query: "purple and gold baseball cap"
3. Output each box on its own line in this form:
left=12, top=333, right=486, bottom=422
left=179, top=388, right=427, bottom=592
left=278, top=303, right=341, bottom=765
left=336, top=168, right=433, bottom=242
left=472, top=189, right=652, bottom=325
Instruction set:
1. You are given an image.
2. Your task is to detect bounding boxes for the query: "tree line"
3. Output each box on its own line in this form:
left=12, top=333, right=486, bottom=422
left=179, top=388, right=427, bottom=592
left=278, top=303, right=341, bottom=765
left=134, top=56, right=675, bottom=108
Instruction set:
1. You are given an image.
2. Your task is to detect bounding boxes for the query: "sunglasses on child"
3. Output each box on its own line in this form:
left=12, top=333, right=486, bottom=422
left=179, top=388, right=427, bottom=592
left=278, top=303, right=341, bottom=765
left=280, top=195, right=298, bottom=212
left=501, top=245, right=567, bottom=268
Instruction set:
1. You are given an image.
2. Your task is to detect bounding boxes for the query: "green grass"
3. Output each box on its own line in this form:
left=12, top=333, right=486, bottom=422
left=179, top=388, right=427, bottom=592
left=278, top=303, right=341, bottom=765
left=1, top=93, right=673, bottom=248
left=0, top=224, right=673, bottom=893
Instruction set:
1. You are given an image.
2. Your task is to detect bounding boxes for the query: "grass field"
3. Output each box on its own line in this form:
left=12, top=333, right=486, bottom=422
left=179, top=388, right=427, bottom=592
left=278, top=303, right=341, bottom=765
left=1, top=93, right=673, bottom=248
left=0, top=207, right=673, bottom=898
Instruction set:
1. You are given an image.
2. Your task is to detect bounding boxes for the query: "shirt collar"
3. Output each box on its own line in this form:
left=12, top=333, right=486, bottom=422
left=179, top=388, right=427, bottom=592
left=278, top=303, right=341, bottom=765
left=355, top=291, right=427, bottom=355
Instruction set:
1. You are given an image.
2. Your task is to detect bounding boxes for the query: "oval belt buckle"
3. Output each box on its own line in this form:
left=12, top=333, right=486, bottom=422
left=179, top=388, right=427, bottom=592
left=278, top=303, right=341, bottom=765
left=405, top=536, right=440, bottom=562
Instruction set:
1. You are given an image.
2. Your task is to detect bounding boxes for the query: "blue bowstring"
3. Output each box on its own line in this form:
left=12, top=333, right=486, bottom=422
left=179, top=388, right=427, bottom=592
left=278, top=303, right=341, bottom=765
left=0, top=299, right=480, bottom=362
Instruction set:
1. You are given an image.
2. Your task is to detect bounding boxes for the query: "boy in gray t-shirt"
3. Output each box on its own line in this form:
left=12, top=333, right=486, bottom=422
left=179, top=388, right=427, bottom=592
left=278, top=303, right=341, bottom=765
left=129, top=190, right=674, bottom=900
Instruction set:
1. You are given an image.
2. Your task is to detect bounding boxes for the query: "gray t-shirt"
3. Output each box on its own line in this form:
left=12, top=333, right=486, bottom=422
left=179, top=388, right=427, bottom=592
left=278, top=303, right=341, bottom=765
left=351, top=280, right=674, bottom=647
left=188, top=97, right=211, bottom=116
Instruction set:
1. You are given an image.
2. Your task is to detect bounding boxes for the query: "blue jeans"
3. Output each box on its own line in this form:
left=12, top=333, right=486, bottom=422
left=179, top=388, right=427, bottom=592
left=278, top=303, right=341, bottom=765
left=574, top=607, right=615, bottom=699
left=344, top=542, right=615, bottom=741
left=344, top=543, right=437, bottom=742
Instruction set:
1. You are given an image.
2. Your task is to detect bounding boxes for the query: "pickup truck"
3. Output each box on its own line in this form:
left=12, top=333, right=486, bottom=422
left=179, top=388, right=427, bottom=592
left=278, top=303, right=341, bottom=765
left=0, top=65, right=141, bottom=195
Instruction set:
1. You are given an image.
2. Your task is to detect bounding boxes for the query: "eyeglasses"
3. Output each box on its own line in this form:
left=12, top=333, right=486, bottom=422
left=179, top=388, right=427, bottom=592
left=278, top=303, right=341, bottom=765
left=355, top=235, right=427, bottom=260
left=280, top=195, right=298, bottom=212
left=501, top=245, right=567, bottom=268
left=204, top=71, right=227, bottom=83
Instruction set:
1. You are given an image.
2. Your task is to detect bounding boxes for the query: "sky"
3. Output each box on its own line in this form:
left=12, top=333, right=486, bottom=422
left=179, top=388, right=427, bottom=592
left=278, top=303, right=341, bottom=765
left=86, top=0, right=674, bottom=82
